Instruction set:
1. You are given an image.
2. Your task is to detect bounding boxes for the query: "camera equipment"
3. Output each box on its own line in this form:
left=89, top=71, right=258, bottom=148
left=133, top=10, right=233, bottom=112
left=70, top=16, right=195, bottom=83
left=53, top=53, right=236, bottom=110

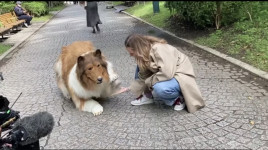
left=1, top=112, right=54, bottom=150
left=0, top=85, right=54, bottom=150
left=0, top=96, right=20, bottom=130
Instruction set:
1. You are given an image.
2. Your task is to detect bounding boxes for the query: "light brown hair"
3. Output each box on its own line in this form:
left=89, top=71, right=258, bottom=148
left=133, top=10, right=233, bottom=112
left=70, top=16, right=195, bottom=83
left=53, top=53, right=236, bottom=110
left=124, top=34, right=167, bottom=71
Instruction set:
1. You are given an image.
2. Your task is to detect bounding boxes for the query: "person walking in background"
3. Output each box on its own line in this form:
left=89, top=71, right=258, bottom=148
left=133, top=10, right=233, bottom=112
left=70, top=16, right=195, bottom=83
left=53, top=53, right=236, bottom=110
left=84, top=1, right=102, bottom=34
left=14, top=1, right=33, bottom=28
left=125, top=34, right=205, bottom=113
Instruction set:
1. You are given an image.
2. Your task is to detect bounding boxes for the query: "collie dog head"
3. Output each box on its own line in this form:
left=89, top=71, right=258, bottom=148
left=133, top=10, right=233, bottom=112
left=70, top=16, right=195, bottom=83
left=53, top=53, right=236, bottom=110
left=77, top=49, right=109, bottom=86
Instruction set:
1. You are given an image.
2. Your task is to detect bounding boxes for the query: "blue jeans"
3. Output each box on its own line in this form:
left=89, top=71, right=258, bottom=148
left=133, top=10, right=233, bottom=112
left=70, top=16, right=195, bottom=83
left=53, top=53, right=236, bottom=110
left=18, top=15, right=32, bottom=25
left=134, top=66, right=140, bottom=80
left=134, top=66, right=182, bottom=106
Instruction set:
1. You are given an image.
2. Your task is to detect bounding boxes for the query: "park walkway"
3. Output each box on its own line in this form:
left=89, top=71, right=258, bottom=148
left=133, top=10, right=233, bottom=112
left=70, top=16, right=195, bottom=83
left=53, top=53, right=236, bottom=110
left=0, top=2, right=267, bottom=149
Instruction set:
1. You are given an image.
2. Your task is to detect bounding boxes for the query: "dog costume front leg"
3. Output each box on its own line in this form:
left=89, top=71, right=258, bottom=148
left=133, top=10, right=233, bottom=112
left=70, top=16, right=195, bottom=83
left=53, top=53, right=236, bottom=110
left=70, top=91, right=103, bottom=116
left=105, top=61, right=123, bottom=95
left=106, top=61, right=119, bottom=82
left=83, top=99, right=103, bottom=116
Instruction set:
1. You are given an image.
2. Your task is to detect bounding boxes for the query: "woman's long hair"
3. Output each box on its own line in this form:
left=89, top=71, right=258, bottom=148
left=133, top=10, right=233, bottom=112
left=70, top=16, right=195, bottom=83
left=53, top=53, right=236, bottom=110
left=124, top=34, right=167, bottom=71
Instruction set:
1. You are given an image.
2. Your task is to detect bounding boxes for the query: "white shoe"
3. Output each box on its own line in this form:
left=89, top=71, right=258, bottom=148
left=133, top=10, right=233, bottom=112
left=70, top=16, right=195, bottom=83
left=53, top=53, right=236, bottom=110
left=131, top=95, right=153, bottom=106
left=174, top=97, right=186, bottom=111
left=24, top=22, right=28, bottom=28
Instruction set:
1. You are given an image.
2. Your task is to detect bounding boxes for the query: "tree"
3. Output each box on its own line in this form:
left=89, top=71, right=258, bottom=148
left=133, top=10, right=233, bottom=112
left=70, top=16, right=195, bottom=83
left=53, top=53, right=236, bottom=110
left=215, top=1, right=221, bottom=29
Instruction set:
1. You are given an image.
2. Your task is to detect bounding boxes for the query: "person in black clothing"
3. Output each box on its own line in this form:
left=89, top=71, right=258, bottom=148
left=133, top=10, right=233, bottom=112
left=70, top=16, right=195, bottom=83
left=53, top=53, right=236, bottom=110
left=84, top=1, right=102, bottom=33
left=14, top=1, right=33, bottom=27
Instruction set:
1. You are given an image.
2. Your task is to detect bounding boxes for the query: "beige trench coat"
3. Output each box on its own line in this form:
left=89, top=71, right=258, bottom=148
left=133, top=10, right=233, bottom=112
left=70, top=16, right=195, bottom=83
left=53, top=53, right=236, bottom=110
left=130, top=43, right=205, bottom=113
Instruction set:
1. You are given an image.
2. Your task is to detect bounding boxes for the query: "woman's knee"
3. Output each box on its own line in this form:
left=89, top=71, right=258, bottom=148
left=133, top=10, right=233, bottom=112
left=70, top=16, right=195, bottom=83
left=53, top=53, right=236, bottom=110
left=152, top=84, right=170, bottom=98
left=152, top=81, right=180, bottom=99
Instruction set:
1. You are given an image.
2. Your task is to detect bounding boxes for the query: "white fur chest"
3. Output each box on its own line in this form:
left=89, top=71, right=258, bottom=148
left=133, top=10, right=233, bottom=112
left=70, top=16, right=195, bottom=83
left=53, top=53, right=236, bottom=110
left=68, top=64, right=108, bottom=99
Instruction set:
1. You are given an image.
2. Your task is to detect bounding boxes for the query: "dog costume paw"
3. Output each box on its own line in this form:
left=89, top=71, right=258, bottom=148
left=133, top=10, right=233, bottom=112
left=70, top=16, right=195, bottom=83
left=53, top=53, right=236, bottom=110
left=110, top=73, right=119, bottom=83
left=92, top=104, right=103, bottom=116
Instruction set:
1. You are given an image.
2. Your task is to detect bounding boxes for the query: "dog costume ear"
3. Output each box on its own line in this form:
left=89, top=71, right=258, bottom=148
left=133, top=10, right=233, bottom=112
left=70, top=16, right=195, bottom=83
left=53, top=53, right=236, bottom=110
left=77, top=56, right=85, bottom=66
left=94, top=49, right=102, bottom=58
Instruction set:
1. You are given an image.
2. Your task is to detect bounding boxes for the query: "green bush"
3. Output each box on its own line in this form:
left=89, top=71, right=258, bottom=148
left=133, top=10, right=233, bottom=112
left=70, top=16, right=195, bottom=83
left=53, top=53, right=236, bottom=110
left=22, top=1, right=49, bottom=17
left=164, top=1, right=267, bottom=29
left=0, top=1, right=15, bottom=14
left=165, top=2, right=215, bottom=29
left=196, top=2, right=268, bottom=71
left=220, top=2, right=243, bottom=26
left=51, top=1, right=64, bottom=7
left=0, top=1, right=49, bottom=17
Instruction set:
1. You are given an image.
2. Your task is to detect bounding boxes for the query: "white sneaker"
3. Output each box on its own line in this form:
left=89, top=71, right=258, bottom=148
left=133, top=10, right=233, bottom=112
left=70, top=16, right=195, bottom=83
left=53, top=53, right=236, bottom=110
left=174, top=97, right=186, bottom=111
left=131, top=95, right=153, bottom=106
left=24, top=22, right=28, bottom=28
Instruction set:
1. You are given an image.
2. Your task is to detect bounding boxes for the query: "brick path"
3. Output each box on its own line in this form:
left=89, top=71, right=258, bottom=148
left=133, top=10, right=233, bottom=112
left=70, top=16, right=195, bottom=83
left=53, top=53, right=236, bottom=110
left=0, top=3, right=267, bottom=149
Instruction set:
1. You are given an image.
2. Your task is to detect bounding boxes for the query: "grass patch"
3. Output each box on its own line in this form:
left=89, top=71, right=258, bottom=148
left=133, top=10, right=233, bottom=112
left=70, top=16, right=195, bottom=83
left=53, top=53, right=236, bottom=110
left=125, top=1, right=171, bottom=28
left=196, top=19, right=268, bottom=72
left=0, top=44, right=12, bottom=55
left=32, top=13, right=54, bottom=22
left=195, top=2, right=268, bottom=72
left=112, top=1, right=124, bottom=6
left=49, top=5, right=66, bottom=11
left=32, top=5, right=66, bottom=22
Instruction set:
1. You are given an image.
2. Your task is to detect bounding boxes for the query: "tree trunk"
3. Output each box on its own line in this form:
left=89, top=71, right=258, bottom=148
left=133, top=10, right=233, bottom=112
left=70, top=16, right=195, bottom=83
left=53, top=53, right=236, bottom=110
left=215, top=1, right=221, bottom=30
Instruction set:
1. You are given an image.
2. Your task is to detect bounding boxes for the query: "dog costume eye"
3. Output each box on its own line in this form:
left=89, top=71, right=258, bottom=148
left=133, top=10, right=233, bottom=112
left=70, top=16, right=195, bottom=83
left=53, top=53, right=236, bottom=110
left=88, top=67, right=92, bottom=70
left=97, top=64, right=100, bottom=67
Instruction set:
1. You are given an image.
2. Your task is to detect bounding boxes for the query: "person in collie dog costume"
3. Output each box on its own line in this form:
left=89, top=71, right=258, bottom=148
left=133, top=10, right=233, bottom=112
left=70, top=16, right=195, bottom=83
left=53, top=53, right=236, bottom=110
left=54, top=41, right=125, bottom=116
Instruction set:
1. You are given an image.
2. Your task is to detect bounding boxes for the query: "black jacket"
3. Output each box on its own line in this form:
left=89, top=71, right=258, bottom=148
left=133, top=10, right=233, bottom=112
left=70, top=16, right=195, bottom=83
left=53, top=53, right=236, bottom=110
left=14, top=6, right=26, bottom=16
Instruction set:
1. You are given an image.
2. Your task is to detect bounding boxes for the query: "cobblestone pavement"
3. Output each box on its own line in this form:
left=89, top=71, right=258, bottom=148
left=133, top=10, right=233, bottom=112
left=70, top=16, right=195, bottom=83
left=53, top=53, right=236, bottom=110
left=0, top=3, right=268, bottom=149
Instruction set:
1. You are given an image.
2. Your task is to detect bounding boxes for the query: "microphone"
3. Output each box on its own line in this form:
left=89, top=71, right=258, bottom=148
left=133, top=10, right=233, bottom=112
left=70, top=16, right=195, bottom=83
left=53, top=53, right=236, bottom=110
left=11, top=111, right=55, bottom=146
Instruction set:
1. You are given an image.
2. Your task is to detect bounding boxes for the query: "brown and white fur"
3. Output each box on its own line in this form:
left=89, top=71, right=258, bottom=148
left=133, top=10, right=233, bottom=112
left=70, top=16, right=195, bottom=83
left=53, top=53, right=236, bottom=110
left=54, top=41, right=121, bottom=116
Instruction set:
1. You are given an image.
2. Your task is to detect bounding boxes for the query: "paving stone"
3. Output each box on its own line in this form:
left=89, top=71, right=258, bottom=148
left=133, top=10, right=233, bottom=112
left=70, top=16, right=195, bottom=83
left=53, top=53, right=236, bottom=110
left=236, top=136, right=251, bottom=144
left=245, top=142, right=261, bottom=150
left=226, top=141, right=242, bottom=148
left=214, top=129, right=229, bottom=136
left=243, top=131, right=258, bottom=139
left=257, top=146, right=268, bottom=150
left=193, top=135, right=208, bottom=142
left=260, top=135, right=268, bottom=141
left=251, top=128, right=265, bottom=135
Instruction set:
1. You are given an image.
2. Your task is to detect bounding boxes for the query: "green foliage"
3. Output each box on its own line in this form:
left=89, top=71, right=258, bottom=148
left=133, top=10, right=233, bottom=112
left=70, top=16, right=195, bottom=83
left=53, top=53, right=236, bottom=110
left=32, top=13, right=53, bottom=22
left=196, top=18, right=268, bottom=71
left=49, top=1, right=64, bottom=7
left=0, top=1, right=50, bottom=16
left=0, top=44, right=12, bottom=55
left=49, top=5, right=66, bottom=11
left=125, top=1, right=170, bottom=28
left=22, top=1, right=49, bottom=17
left=112, top=1, right=124, bottom=6
left=0, top=1, right=15, bottom=14
left=125, top=1, right=268, bottom=71
left=165, top=1, right=268, bottom=29
left=165, top=1, right=215, bottom=29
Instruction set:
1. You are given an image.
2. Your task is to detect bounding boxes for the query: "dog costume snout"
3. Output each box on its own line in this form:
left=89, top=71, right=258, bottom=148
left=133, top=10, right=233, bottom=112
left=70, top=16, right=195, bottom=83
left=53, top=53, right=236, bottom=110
left=97, top=76, right=102, bottom=84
